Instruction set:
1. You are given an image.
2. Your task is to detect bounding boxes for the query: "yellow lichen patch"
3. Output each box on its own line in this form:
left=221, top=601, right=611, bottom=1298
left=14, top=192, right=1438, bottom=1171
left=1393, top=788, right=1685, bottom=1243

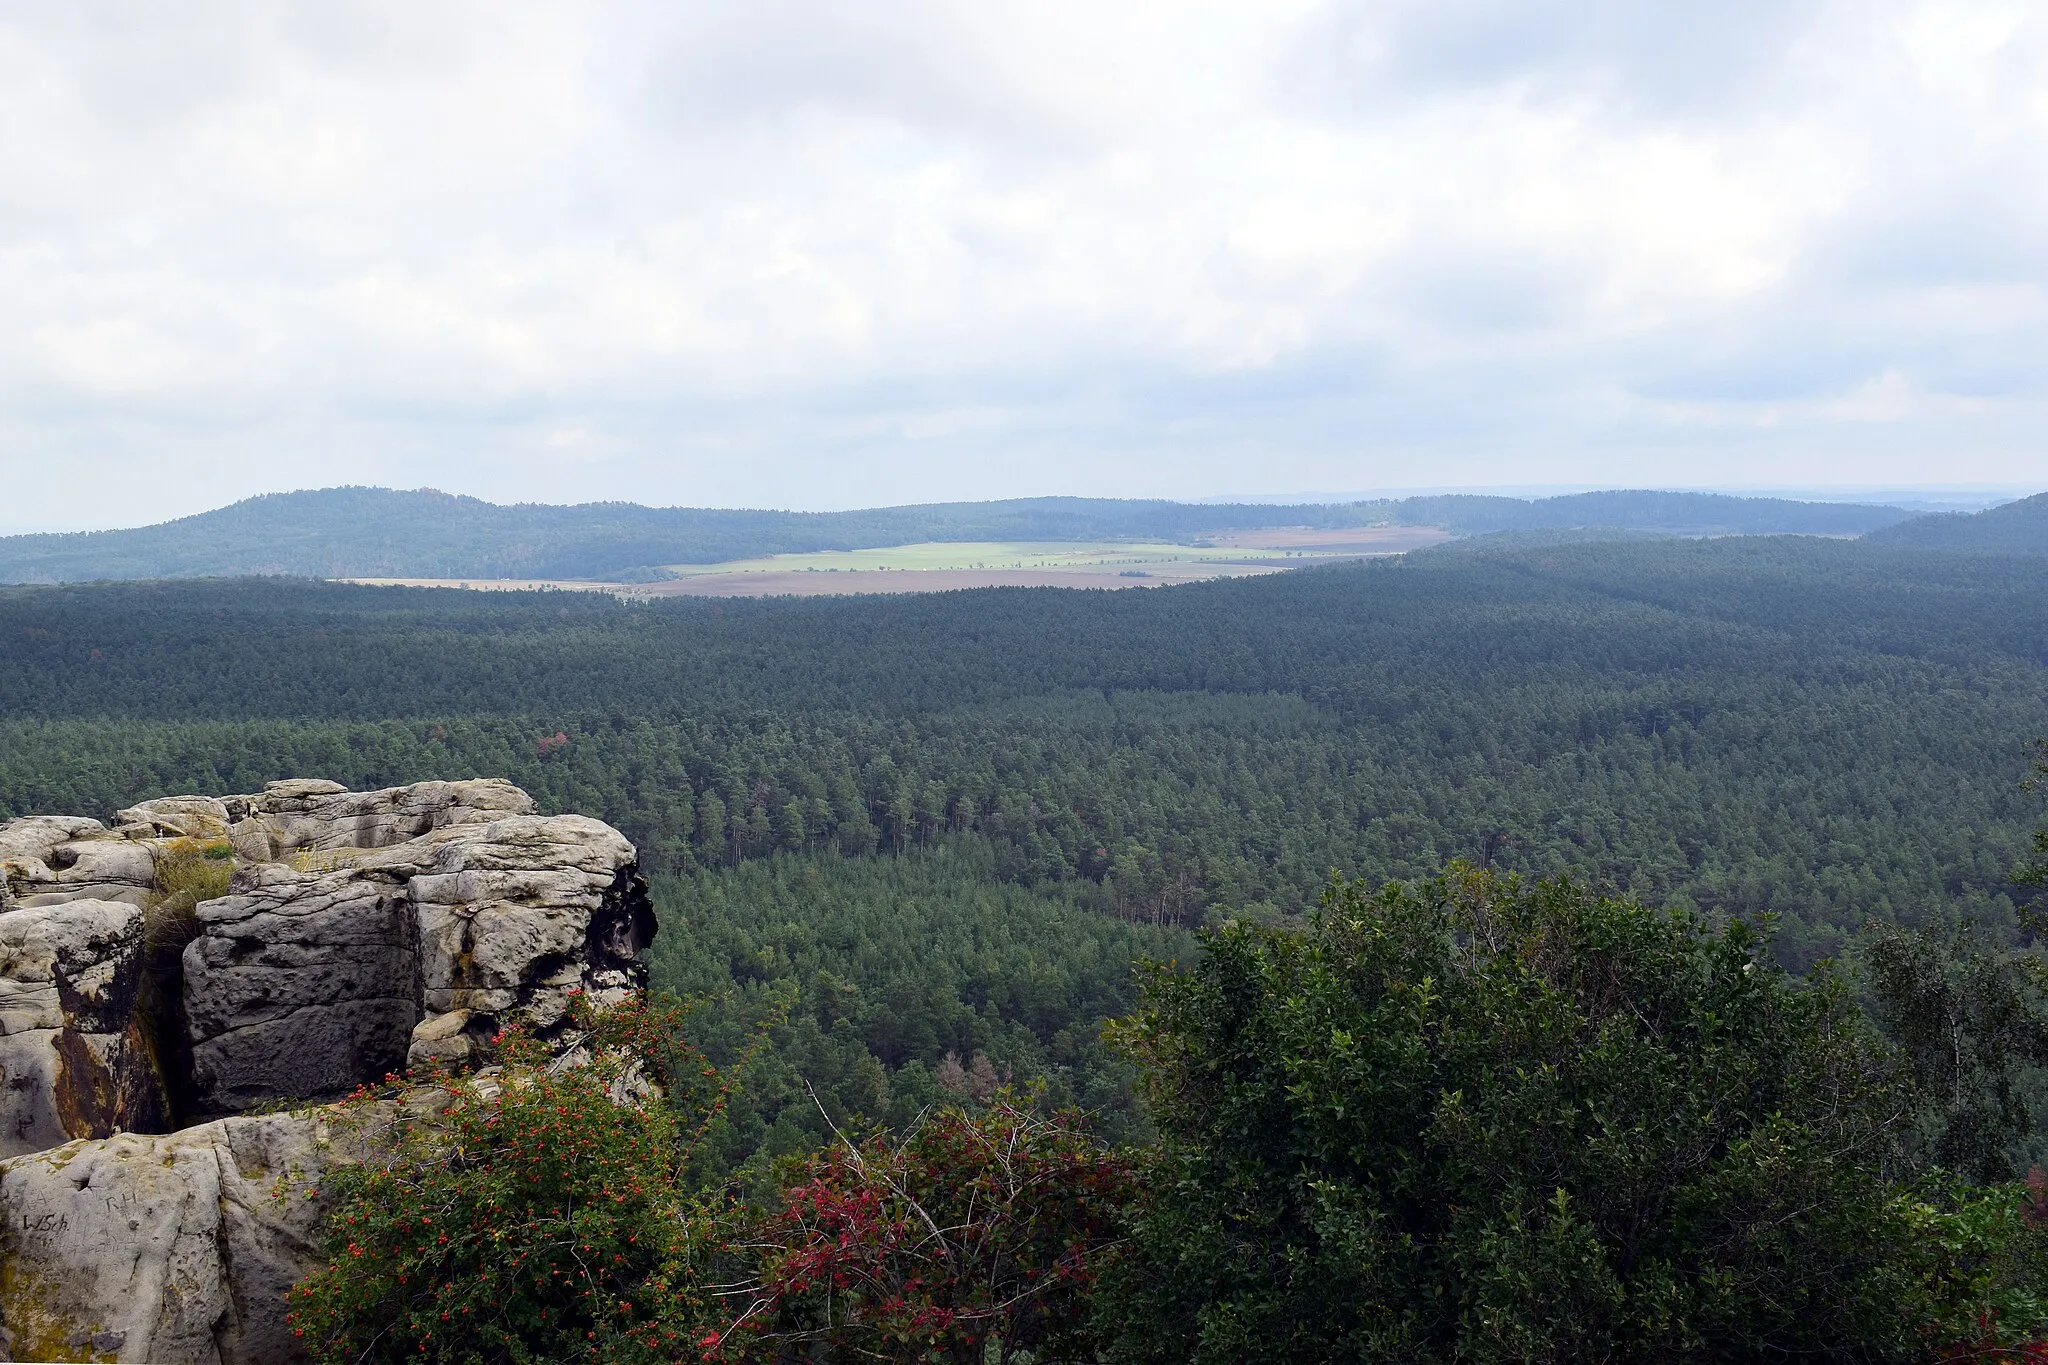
left=0, top=1257, right=119, bottom=1363
left=286, top=847, right=368, bottom=874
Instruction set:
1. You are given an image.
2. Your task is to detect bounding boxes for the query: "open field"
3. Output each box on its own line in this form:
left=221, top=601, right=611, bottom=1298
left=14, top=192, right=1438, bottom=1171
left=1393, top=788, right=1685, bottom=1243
left=636, top=564, right=1286, bottom=596
left=340, top=577, right=629, bottom=592
left=339, top=524, right=1453, bottom=597
left=644, top=525, right=1451, bottom=595
left=1200, top=526, right=1453, bottom=551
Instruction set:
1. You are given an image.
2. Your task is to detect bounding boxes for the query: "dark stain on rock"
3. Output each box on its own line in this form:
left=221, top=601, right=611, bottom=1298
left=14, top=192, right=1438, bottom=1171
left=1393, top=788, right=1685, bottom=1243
left=589, top=866, right=656, bottom=977
left=50, top=1030, right=117, bottom=1141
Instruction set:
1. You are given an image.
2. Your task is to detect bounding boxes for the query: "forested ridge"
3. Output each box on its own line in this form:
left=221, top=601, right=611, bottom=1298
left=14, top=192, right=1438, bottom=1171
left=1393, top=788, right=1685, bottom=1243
left=6, top=537, right=2046, bottom=949
left=0, top=484, right=1921, bottom=582
left=1869, top=489, right=2048, bottom=556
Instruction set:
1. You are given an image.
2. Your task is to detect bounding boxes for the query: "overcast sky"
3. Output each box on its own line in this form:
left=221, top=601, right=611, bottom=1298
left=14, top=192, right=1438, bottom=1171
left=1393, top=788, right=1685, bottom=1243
left=1, top=1, right=2043, bottom=528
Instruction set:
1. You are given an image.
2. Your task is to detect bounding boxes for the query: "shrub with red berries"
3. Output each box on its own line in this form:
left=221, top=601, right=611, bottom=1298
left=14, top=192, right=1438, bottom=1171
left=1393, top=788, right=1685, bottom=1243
left=708, top=1096, right=1132, bottom=1364
left=285, top=994, right=749, bottom=1365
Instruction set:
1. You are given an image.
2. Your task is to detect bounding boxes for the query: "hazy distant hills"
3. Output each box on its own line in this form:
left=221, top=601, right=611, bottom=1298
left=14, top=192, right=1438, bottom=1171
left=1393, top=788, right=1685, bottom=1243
left=1370, top=491, right=1915, bottom=537
left=1863, top=491, right=2048, bottom=556
left=0, top=486, right=1934, bottom=584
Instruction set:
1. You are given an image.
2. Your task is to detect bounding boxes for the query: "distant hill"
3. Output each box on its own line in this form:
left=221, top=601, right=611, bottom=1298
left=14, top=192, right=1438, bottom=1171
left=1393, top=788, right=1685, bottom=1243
left=1863, top=492, right=2048, bottom=556
left=1385, top=490, right=1914, bottom=537
left=0, top=486, right=1922, bottom=584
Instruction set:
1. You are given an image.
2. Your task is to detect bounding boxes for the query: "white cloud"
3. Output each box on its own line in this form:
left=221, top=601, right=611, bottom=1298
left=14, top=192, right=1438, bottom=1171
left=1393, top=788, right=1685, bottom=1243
left=0, top=0, right=2043, bottom=526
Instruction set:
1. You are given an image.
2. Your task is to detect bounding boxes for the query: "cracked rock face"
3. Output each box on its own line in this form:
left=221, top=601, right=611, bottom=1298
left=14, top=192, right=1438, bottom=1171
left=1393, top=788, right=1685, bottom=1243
left=0, top=899, right=167, bottom=1160
left=0, top=1108, right=365, bottom=1365
left=183, top=809, right=655, bottom=1114
left=0, top=778, right=655, bottom=1123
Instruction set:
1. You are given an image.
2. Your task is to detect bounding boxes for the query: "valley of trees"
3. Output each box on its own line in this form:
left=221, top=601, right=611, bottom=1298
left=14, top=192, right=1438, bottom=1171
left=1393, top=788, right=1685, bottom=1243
left=5, top=536, right=2044, bottom=940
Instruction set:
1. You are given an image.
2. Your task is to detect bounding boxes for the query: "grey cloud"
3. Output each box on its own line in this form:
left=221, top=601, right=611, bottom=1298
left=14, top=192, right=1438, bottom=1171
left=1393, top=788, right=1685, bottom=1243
left=0, top=2, right=270, bottom=134
left=615, top=0, right=1090, bottom=152
left=1282, top=0, right=1825, bottom=118
left=1819, top=192, right=2048, bottom=290
left=1376, top=248, right=1590, bottom=334
left=1626, top=343, right=1894, bottom=405
left=0, top=0, right=2045, bottom=531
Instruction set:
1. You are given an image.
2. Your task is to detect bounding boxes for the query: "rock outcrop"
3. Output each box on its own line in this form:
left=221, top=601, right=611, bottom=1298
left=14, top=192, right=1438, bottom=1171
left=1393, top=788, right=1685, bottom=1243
left=2, top=778, right=654, bottom=1122
left=183, top=806, right=654, bottom=1114
left=0, top=900, right=166, bottom=1159
left=115, top=776, right=536, bottom=862
left=0, top=779, right=657, bottom=1362
left=0, top=822, right=156, bottom=911
left=0, top=1109, right=357, bottom=1364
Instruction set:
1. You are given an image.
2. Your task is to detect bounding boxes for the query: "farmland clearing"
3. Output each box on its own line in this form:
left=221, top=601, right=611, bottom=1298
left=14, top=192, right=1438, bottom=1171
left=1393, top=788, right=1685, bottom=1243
left=339, top=524, right=1452, bottom=597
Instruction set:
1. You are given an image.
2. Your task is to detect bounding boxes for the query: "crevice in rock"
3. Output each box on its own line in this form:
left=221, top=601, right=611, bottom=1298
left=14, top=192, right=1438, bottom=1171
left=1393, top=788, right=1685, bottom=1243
left=209, top=1150, right=245, bottom=1365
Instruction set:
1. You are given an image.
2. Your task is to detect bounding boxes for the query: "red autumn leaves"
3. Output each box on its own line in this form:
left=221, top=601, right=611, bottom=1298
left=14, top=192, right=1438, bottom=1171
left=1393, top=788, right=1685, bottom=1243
left=710, top=1100, right=1132, bottom=1364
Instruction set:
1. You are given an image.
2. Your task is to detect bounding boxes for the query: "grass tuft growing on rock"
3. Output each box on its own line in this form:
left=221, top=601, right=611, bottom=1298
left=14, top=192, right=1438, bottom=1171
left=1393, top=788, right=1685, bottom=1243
left=135, top=836, right=239, bottom=1123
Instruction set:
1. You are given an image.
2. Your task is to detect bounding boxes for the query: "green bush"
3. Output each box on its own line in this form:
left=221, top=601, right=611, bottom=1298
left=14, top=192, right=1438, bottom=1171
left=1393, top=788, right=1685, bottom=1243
left=1100, top=864, right=1951, bottom=1363
left=285, top=997, right=740, bottom=1364
left=284, top=865, right=2048, bottom=1363
left=284, top=998, right=1128, bottom=1365
left=1864, top=921, right=2048, bottom=1182
left=1902, top=1176, right=2048, bottom=1357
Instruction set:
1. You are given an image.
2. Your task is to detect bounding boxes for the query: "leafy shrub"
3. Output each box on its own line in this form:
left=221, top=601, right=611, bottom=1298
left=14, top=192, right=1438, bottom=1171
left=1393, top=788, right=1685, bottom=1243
left=1101, top=864, right=1938, bottom=1363
left=1865, top=922, right=2048, bottom=1182
left=1911, top=1171, right=2048, bottom=1359
left=284, top=861, right=2048, bottom=1364
left=710, top=1097, right=1132, bottom=1364
left=285, top=995, right=748, bottom=1364
left=285, top=995, right=1126, bottom=1365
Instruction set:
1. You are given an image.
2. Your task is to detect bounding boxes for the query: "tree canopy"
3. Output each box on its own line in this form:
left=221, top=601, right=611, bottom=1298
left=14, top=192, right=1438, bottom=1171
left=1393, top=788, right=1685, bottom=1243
left=1105, top=866, right=2044, bottom=1363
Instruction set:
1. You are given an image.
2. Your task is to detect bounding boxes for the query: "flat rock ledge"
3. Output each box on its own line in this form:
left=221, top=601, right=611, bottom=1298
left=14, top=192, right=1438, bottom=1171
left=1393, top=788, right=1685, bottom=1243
left=0, top=780, right=657, bottom=1363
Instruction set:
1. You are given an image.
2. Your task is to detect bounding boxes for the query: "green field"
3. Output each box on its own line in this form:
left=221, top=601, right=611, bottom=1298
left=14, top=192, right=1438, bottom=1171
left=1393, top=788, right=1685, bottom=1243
left=654, top=539, right=1326, bottom=578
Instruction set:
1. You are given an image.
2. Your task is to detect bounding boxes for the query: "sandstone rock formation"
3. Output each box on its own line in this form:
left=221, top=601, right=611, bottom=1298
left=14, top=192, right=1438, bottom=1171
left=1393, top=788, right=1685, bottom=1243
left=0, top=1109, right=355, bottom=1364
left=2, top=778, right=655, bottom=1123
left=0, top=899, right=166, bottom=1159
left=183, top=802, right=654, bottom=1114
left=0, top=779, right=657, bottom=1362
left=0, top=822, right=156, bottom=911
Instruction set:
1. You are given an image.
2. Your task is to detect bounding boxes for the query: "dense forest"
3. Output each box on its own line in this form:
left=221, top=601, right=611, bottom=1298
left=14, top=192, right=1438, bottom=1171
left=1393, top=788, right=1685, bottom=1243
left=0, top=485, right=1922, bottom=582
left=4, top=531, right=2047, bottom=1162
left=1868, top=490, right=2048, bottom=556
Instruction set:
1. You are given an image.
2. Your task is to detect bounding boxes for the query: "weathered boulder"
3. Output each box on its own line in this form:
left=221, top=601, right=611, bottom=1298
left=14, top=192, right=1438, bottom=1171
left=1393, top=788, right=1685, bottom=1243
left=0, top=823, right=156, bottom=912
left=0, top=900, right=166, bottom=1159
left=117, top=778, right=536, bottom=863
left=0, top=1107, right=366, bottom=1364
left=182, top=807, right=654, bottom=1114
